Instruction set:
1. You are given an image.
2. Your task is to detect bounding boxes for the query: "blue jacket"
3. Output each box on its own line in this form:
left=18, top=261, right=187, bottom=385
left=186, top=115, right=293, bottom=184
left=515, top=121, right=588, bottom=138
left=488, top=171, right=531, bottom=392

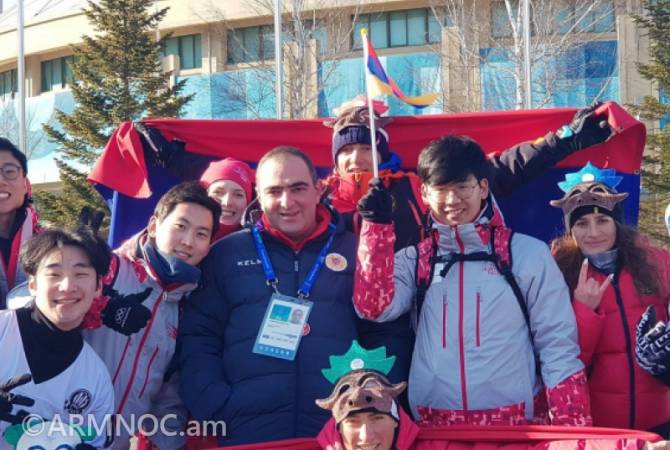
left=178, top=206, right=358, bottom=446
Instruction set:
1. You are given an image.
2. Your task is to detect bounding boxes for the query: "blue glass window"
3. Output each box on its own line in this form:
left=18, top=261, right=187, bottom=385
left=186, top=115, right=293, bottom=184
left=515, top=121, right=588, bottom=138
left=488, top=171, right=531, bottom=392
left=162, top=34, right=202, bottom=69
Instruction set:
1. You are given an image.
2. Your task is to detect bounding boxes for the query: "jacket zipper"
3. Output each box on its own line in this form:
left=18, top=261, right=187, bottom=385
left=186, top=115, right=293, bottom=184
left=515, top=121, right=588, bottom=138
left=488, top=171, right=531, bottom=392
left=476, top=291, right=481, bottom=347
left=138, top=347, right=159, bottom=399
left=612, top=277, right=636, bottom=429
left=442, top=294, right=447, bottom=348
left=454, top=228, right=468, bottom=412
left=116, top=290, right=165, bottom=415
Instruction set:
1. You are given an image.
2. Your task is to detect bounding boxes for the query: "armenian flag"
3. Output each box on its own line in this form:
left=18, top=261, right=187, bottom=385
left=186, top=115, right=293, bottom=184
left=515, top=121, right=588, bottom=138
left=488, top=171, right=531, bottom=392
left=361, top=28, right=439, bottom=109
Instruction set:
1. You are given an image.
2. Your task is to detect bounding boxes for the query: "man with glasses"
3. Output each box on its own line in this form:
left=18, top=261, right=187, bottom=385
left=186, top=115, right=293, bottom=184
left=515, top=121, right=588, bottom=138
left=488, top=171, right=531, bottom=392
left=0, top=138, right=39, bottom=309
left=353, top=135, right=589, bottom=426
left=324, top=100, right=611, bottom=389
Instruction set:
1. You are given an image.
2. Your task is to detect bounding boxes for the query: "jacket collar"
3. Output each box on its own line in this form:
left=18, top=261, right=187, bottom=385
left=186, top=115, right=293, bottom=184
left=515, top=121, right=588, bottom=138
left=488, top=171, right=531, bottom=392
left=430, top=195, right=508, bottom=254
left=325, top=168, right=413, bottom=214
left=260, top=204, right=335, bottom=252
left=316, top=408, right=419, bottom=450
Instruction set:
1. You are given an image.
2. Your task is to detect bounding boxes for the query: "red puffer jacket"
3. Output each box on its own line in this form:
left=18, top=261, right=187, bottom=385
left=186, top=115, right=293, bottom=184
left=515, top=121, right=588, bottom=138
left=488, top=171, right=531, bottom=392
left=574, top=247, right=670, bottom=430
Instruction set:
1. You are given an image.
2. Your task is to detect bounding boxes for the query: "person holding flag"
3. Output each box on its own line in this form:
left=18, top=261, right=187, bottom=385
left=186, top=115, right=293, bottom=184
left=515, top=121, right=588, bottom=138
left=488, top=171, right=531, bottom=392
left=321, top=29, right=615, bottom=388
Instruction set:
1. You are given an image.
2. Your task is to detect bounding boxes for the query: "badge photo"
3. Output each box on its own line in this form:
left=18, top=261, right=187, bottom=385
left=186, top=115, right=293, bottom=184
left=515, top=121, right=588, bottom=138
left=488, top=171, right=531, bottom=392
left=325, top=253, right=347, bottom=272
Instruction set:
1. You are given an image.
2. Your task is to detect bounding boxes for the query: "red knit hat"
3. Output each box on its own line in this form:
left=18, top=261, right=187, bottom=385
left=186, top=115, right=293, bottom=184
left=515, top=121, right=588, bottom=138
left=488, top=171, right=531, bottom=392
left=200, top=158, right=254, bottom=202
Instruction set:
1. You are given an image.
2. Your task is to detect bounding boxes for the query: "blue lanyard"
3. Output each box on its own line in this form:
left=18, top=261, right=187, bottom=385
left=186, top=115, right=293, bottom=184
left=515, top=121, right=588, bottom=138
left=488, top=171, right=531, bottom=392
left=251, top=223, right=337, bottom=299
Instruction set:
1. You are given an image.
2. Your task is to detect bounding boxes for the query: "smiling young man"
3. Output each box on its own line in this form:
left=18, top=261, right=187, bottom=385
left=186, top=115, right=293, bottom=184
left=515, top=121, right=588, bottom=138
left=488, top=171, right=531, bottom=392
left=179, top=146, right=360, bottom=446
left=353, top=135, right=590, bottom=426
left=0, top=138, right=40, bottom=310
left=0, top=228, right=114, bottom=450
left=82, top=181, right=221, bottom=450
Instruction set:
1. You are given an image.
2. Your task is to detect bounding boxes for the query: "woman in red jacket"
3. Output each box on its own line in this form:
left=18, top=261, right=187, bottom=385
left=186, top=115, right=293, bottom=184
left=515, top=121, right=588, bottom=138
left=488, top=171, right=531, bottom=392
left=550, top=163, right=670, bottom=436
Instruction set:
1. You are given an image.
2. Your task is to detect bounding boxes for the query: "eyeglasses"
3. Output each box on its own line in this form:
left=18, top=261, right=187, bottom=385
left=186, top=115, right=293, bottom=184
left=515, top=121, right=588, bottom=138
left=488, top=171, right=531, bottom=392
left=0, top=163, right=22, bottom=181
left=428, top=183, right=479, bottom=201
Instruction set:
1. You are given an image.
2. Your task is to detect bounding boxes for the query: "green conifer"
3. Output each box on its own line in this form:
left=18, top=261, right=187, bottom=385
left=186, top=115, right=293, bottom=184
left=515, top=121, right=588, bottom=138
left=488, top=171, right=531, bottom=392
left=633, top=0, right=670, bottom=244
left=34, top=0, right=192, bottom=229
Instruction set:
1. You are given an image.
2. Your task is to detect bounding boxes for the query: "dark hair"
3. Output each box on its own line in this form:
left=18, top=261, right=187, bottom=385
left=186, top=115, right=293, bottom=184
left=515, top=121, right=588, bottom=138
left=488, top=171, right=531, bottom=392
left=0, top=137, right=28, bottom=175
left=551, top=222, right=662, bottom=297
left=153, top=181, right=221, bottom=234
left=417, top=135, right=489, bottom=186
left=257, top=146, right=319, bottom=184
left=20, top=228, right=112, bottom=279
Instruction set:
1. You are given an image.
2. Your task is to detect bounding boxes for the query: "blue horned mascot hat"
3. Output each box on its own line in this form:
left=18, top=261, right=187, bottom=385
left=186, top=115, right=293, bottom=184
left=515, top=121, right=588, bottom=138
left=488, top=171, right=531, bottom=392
left=550, top=162, right=629, bottom=229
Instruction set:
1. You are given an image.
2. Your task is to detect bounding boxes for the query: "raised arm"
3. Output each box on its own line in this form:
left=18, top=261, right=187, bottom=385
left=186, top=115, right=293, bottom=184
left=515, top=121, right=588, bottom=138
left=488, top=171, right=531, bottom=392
left=489, top=103, right=612, bottom=197
left=353, top=179, right=418, bottom=322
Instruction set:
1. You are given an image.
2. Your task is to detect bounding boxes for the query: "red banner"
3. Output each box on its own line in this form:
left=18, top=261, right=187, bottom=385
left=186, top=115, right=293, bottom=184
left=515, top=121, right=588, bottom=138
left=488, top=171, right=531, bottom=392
left=89, top=102, right=644, bottom=199
left=213, top=425, right=660, bottom=450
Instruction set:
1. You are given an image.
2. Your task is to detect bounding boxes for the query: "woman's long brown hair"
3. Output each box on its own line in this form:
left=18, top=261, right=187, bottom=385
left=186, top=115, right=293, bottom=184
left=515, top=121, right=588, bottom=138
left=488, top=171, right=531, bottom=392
left=551, top=222, right=661, bottom=296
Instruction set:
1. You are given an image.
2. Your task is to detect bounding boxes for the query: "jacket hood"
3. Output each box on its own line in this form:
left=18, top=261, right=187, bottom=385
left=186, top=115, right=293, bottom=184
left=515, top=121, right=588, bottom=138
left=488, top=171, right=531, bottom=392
left=316, top=407, right=419, bottom=450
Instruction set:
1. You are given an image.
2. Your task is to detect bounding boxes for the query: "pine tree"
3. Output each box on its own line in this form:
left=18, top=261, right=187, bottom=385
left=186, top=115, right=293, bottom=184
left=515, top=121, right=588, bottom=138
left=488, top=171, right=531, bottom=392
left=34, top=0, right=192, bottom=229
left=633, top=0, right=670, bottom=245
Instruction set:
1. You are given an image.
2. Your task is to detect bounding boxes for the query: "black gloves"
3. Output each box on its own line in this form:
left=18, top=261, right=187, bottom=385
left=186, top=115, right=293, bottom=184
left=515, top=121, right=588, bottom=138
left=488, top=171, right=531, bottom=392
left=135, top=122, right=186, bottom=168
left=556, top=102, right=613, bottom=151
left=0, top=374, right=34, bottom=425
left=635, top=305, right=670, bottom=382
left=357, top=178, right=393, bottom=224
left=78, top=207, right=105, bottom=235
left=75, top=444, right=97, bottom=450
left=101, top=287, right=153, bottom=336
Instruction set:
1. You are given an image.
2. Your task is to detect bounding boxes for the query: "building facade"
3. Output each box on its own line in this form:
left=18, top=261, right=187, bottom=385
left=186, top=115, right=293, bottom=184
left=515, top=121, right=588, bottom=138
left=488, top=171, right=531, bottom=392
left=0, top=0, right=656, bottom=184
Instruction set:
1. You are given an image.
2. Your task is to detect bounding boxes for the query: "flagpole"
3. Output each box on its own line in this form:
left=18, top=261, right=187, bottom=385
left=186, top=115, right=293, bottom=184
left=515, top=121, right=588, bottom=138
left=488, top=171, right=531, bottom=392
left=361, top=29, right=379, bottom=179
left=17, top=0, right=26, bottom=153
left=274, top=0, right=282, bottom=119
left=522, top=0, right=532, bottom=109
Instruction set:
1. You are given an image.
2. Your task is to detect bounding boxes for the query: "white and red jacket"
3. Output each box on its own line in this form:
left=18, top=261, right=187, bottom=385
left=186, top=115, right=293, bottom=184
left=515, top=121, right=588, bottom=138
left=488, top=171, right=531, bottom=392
left=82, top=232, right=197, bottom=450
left=353, top=202, right=590, bottom=426
left=0, top=205, right=40, bottom=309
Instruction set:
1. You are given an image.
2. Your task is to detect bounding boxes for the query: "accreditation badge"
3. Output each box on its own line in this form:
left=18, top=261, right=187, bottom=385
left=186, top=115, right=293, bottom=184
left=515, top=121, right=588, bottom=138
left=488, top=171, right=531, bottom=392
left=253, top=293, right=313, bottom=361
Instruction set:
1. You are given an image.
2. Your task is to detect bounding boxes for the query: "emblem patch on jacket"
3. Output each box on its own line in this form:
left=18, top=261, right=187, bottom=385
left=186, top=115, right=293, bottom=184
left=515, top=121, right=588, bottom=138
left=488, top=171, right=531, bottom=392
left=64, top=389, right=92, bottom=415
left=325, top=253, right=348, bottom=272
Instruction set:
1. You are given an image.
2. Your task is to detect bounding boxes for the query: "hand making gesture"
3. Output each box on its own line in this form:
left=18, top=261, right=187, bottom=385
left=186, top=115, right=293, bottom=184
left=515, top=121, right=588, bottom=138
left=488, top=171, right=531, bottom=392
left=574, top=259, right=613, bottom=311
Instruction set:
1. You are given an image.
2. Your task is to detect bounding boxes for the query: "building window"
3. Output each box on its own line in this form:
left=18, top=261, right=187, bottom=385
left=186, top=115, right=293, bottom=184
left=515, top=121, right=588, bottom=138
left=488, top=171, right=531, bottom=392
left=162, top=34, right=202, bottom=70
left=352, top=9, right=441, bottom=50
left=491, top=0, right=615, bottom=39
left=0, top=69, right=17, bottom=99
left=574, top=1, right=615, bottom=33
left=309, top=22, right=329, bottom=54
left=41, top=56, right=75, bottom=93
left=227, top=25, right=275, bottom=64
left=490, top=1, right=518, bottom=38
